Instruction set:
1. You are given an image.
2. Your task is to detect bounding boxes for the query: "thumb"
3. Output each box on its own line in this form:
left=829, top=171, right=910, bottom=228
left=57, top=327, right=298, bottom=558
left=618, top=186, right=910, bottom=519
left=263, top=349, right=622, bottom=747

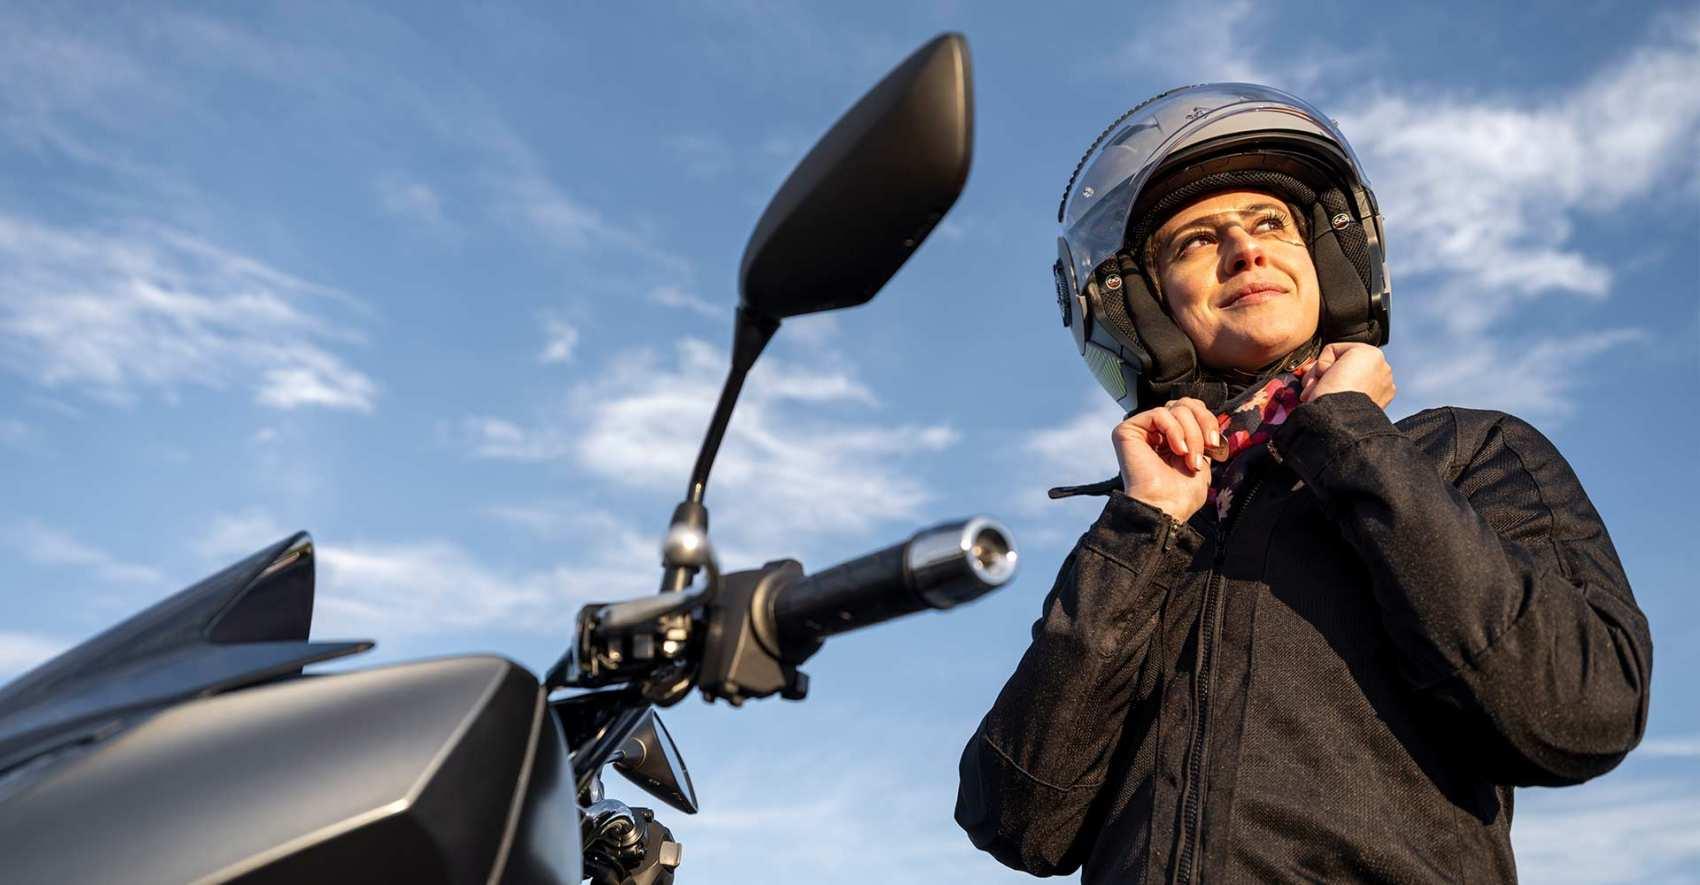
left=1301, top=346, right=1340, bottom=402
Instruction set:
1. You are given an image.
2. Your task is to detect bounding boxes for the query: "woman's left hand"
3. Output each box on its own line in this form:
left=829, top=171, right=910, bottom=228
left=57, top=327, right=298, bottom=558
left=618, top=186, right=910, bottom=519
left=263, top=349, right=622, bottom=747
left=1300, top=343, right=1396, bottom=409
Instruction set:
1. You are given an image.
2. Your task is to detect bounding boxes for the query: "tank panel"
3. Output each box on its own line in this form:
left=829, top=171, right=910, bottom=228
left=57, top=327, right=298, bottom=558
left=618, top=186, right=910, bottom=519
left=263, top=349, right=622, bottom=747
left=0, top=655, right=578, bottom=884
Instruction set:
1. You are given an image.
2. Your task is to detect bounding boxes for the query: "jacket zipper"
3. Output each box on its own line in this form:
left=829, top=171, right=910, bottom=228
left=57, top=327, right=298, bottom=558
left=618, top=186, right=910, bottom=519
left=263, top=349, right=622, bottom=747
left=1173, top=477, right=1265, bottom=885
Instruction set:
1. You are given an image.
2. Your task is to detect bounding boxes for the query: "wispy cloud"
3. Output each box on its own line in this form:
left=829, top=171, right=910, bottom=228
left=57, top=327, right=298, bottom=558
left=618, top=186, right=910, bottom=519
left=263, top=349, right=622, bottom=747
left=7, top=521, right=163, bottom=585
left=1093, top=0, right=1376, bottom=96
left=1342, top=12, right=1700, bottom=419
left=0, top=214, right=378, bottom=412
left=195, top=510, right=293, bottom=561
left=649, top=284, right=725, bottom=319
left=195, top=509, right=653, bottom=639
left=1513, top=772, right=1700, bottom=883
left=461, top=338, right=956, bottom=558
left=374, top=172, right=450, bottom=231
left=1010, top=394, right=1128, bottom=546
left=0, top=632, right=66, bottom=682
left=539, top=315, right=580, bottom=364
left=1638, top=735, right=1700, bottom=758
left=459, top=416, right=575, bottom=462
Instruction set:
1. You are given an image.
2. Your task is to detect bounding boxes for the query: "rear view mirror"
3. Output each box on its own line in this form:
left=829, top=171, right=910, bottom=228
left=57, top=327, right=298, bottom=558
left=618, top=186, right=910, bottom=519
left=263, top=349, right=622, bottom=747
left=612, top=709, right=698, bottom=815
left=739, top=33, right=973, bottom=320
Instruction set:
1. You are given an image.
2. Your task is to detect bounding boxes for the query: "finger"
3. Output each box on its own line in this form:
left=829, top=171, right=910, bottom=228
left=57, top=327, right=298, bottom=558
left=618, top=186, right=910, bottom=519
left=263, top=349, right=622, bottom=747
left=1166, top=404, right=1208, bottom=472
left=1144, top=408, right=1189, bottom=458
left=1174, top=398, right=1222, bottom=450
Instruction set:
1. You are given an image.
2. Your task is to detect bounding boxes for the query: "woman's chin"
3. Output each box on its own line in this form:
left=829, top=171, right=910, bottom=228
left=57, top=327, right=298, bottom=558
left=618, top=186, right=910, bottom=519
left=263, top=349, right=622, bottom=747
left=1212, top=338, right=1310, bottom=372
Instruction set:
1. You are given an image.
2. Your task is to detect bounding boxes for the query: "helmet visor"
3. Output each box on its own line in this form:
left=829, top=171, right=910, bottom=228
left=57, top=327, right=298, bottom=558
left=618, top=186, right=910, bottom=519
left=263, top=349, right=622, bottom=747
left=1059, top=84, right=1369, bottom=296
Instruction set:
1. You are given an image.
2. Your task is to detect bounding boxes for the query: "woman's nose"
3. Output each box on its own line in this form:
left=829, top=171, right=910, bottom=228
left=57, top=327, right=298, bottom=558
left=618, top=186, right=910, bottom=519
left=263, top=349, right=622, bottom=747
left=1219, top=227, right=1267, bottom=274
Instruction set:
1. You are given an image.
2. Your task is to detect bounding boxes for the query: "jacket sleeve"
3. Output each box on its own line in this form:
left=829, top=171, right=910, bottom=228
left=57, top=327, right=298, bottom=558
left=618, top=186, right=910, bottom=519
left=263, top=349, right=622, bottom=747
left=955, top=492, right=1201, bottom=875
left=1269, top=392, right=1653, bottom=786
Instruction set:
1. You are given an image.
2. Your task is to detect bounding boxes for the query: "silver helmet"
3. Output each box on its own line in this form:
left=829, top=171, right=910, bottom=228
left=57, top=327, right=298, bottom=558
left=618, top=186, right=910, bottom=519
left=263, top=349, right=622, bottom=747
left=1053, top=83, right=1391, bottom=412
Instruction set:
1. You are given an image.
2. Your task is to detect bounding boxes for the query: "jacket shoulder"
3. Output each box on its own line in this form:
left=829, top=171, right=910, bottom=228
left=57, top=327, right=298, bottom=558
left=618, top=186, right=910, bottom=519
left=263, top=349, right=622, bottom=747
left=1392, top=406, right=1556, bottom=481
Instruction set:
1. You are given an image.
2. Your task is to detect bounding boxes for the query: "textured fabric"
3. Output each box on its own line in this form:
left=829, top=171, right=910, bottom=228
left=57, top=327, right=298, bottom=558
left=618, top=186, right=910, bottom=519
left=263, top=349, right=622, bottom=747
left=957, top=393, right=1652, bottom=884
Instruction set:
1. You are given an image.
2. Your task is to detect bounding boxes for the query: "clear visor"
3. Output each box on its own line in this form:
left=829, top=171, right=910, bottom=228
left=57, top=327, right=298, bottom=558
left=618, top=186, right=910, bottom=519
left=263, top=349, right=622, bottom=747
left=1059, top=83, right=1369, bottom=296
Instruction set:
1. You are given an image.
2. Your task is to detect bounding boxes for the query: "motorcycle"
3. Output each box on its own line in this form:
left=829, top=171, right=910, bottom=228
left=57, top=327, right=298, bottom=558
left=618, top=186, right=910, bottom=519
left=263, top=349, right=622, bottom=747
left=0, top=33, right=1008, bottom=885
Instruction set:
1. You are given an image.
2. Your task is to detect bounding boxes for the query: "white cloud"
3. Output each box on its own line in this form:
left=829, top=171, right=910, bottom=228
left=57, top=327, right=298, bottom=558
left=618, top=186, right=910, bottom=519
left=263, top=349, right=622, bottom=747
left=7, top=521, right=163, bottom=585
left=463, top=338, right=956, bottom=558
left=1339, top=12, right=1700, bottom=418
left=1513, top=774, right=1700, bottom=883
left=1095, top=0, right=1374, bottom=96
left=479, top=503, right=642, bottom=545
left=195, top=510, right=292, bottom=561
left=460, top=415, right=575, bottom=462
left=649, top=284, right=725, bottom=319
left=0, top=632, right=66, bottom=681
left=1009, top=393, right=1128, bottom=530
left=539, top=315, right=580, bottom=364
left=1638, top=735, right=1700, bottom=758
left=569, top=340, right=952, bottom=546
left=1396, top=326, right=1645, bottom=420
left=374, top=172, right=448, bottom=229
left=0, top=214, right=378, bottom=412
left=1024, top=396, right=1125, bottom=478
left=195, top=509, right=654, bottom=639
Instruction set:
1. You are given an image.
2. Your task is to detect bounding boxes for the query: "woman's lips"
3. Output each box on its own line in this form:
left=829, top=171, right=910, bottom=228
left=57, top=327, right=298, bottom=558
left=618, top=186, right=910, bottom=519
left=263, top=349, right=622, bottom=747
left=1221, top=284, right=1286, bottom=308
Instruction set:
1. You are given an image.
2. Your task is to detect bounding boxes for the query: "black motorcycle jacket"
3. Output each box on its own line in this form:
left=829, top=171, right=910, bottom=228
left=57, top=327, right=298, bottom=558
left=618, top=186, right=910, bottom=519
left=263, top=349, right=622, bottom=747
left=956, top=391, right=1652, bottom=883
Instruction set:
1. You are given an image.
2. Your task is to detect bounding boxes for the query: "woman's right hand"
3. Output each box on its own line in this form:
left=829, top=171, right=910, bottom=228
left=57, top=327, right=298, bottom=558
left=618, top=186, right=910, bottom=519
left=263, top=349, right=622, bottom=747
left=1111, top=398, right=1218, bottom=524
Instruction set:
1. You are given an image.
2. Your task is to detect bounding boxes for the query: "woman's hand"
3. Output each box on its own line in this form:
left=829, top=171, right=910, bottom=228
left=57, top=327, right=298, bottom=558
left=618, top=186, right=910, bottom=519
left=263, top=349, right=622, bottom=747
left=1112, top=398, right=1216, bottom=524
left=1300, top=343, right=1396, bottom=408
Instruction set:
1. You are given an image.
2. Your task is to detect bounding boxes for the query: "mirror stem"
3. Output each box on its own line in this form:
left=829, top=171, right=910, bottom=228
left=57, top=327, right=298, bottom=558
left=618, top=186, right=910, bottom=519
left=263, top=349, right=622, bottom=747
left=686, top=308, right=779, bottom=505
left=660, top=308, right=779, bottom=594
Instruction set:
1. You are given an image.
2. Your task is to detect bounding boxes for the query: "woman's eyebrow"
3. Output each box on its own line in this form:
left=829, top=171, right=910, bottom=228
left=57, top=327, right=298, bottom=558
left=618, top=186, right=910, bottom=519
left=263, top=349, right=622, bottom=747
left=1160, top=202, right=1291, bottom=244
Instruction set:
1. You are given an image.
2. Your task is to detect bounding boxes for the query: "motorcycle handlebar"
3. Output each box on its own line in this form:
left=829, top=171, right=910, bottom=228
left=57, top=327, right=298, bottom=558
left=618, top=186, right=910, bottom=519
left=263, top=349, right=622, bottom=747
left=765, top=517, right=1018, bottom=663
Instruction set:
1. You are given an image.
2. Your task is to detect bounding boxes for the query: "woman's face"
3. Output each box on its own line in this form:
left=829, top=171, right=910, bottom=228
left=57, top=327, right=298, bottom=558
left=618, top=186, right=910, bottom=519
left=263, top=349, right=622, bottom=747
left=1148, top=189, right=1321, bottom=371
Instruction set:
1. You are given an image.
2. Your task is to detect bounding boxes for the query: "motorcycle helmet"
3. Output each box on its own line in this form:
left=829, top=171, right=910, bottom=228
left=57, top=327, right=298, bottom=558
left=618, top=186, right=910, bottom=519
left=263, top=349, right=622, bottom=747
left=1053, top=83, right=1391, bottom=413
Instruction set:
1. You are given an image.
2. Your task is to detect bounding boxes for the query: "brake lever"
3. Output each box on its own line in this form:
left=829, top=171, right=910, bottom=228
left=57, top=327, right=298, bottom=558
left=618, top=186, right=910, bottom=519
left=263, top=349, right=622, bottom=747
left=595, top=591, right=706, bottom=632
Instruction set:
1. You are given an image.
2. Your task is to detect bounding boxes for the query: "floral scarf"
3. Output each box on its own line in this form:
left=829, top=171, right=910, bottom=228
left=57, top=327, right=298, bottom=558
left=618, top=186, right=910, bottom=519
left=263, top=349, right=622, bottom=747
left=1204, top=358, right=1315, bottom=520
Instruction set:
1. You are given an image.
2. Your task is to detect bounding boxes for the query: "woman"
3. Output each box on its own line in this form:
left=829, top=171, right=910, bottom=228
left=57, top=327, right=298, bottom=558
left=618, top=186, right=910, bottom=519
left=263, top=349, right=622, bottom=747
left=956, top=85, right=1651, bottom=883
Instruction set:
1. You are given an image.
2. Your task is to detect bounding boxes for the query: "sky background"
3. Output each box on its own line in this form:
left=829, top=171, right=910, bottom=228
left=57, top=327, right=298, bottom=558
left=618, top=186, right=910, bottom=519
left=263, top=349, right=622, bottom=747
left=1, top=1, right=1697, bottom=881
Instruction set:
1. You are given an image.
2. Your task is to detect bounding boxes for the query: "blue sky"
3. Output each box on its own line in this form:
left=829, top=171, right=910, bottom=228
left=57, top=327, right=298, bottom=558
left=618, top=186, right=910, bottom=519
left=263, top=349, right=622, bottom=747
left=2, top=1, right=1697, bottom=881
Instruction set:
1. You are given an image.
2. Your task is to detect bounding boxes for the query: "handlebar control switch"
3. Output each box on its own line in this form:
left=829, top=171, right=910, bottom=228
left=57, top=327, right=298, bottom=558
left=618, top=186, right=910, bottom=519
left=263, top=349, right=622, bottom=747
left=697, top=560, right=809, bottom=706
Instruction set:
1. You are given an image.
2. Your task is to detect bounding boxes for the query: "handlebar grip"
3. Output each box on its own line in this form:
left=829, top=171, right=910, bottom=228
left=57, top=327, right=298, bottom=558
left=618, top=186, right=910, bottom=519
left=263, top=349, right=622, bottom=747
left=765, top=517, right=1017, bottom=663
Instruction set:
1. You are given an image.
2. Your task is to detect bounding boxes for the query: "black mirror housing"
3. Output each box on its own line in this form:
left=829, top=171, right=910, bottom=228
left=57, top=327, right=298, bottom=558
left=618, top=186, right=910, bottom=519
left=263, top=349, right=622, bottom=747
left=739, top=33, right=973, bottom=320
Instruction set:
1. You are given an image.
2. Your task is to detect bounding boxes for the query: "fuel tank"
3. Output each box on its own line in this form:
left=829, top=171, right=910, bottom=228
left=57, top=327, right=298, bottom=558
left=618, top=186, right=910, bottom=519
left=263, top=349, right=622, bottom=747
left=0, top=654, right=581, bottom=884
left=0, top=533, right=580, bottom=883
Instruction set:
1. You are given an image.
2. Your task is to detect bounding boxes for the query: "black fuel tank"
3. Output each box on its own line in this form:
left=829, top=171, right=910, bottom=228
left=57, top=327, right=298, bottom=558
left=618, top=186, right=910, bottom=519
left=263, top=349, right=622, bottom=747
left=0, top=655, right=581, bottom=884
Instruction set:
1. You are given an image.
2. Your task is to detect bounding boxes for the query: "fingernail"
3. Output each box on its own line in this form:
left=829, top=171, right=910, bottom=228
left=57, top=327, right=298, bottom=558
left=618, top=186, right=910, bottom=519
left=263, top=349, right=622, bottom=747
left=1194, top=454, right=1207, bottom=471
left=1209, top=430, right=1221, bottom=447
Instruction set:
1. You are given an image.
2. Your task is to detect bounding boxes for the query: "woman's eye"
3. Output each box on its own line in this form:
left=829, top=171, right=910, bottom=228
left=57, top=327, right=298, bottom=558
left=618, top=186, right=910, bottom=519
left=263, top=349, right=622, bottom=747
left=1254, top=214, right=1288, bottom=233
left=1175, top=233, right=1212, bottom=256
